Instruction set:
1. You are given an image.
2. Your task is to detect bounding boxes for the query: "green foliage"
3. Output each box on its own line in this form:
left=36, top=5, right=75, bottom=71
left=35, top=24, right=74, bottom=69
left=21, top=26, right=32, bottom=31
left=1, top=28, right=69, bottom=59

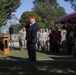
left=33, top=0, right=66, bottom=28
left=37, top=22, right=45, bottom=29
left=19, top=0, right=66, bottom=29
left=0, top=0, right=21, bottom=27
left=19, top=11, right=45, bottom=28
left=10, top=24, right=22, bottom=33
left=64, top=0, right=76, bottom=11
left=55, top=24, right=63, bottom=29
left=20, top=11, right=37, bottom=27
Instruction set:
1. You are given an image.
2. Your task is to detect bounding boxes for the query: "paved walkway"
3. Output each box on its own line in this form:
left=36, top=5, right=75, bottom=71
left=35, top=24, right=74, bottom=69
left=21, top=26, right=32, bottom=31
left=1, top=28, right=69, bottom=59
left=0, top=57, right=76, bottom=62
left=38, top=58, right=76, bottom=62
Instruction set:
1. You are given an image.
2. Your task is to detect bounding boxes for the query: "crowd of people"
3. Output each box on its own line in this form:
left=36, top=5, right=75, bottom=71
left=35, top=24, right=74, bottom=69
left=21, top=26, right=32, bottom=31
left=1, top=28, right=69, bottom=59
left=37, top=27, right=66, bottom=53
left=18, top=25, right=74, bottom=54
left=17, top=16, right=75, bottom=61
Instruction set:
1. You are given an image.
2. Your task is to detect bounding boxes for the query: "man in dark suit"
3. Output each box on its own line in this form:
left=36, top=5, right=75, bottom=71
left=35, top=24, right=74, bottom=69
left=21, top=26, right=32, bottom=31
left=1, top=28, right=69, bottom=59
left=26, top=17, right=38, bottom=61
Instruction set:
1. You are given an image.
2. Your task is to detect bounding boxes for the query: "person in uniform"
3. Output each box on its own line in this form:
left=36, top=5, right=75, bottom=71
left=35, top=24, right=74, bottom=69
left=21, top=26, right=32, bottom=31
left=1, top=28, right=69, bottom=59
left=20, top=28, right=27, bottom=50
left=18, top=32, right=22, bottom=50
left=37, top=29, right=43, bottom=50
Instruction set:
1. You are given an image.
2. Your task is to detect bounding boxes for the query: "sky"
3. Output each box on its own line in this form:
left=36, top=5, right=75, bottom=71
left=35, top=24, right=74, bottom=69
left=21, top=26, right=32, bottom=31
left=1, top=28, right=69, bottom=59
left=14, top=0, right=74, bottom=19
left=3, top=0, right=75, bottom=33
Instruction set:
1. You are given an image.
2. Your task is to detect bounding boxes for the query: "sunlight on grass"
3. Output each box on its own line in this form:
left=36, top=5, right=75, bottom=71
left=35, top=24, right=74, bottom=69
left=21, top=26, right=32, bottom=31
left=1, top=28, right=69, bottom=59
left=67, top=69, right=75, bottom=73
left=34, top=66, right=75, bottom=74
left=18, top=72, right=24, bottom=74
left=50, top=68, right=75, bottom=74
left=37, top=67, right=75, bottom=74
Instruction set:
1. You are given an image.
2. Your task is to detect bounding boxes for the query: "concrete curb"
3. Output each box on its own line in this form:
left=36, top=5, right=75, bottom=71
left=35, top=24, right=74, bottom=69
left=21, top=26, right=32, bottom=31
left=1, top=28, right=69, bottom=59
left=0, top=58, right=76, bottom=62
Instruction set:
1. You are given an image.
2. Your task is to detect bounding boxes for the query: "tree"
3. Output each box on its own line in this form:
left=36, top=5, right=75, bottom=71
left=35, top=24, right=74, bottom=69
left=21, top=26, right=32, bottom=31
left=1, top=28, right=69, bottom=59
left=10, top=24, right=22, bottom=33
left=33, top=0, right=66, bottom=28
left=19, top=11, right=45, bottom=29
left=0, top=0, right=21, bottom=27
left=64, top=0, right=76, bottom=11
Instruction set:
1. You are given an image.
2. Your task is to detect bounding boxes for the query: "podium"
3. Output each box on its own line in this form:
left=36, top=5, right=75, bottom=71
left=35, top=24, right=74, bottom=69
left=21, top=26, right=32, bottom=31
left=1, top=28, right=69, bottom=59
left=0, top=34, right=10, bottom=54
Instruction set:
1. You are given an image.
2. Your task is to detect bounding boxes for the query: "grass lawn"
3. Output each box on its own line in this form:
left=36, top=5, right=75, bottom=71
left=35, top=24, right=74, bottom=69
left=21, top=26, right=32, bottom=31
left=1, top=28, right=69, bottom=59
left=0, top=47, right=76, bottom=75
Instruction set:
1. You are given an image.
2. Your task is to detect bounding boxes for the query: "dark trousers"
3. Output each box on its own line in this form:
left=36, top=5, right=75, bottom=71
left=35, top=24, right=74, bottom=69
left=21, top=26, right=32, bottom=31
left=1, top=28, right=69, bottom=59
left=49, top=42, right=54, bottom=52
left=66, top=43, right=72, bottom=55
left=53, top=42, right=60, bottom=53
left=27, top=43, right=36, bottom=60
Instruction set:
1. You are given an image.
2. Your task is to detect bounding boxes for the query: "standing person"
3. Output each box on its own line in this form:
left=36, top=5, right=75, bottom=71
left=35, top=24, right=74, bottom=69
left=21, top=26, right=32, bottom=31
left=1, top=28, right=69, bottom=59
left=53, top=27, right=61, bottom=53
left=18, top=32, right=22, bottom=50
left=26, top=16, right=38, bottom=61
left=38, top=29, right=43, bottom=50
left=42, top=29, right=47, bottom=50
left=49, top=29, right=54, bottom=52
left=61, top=29, right=66, bottom=53
left=64, top=23, right=74, bottom=55
left=20, top=28, right=27, bottom=50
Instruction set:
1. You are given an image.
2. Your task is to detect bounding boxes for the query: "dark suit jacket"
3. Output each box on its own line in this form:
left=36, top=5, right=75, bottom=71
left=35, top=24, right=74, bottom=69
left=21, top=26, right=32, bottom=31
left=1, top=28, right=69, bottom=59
left=26, top=23, right=38, bottom=44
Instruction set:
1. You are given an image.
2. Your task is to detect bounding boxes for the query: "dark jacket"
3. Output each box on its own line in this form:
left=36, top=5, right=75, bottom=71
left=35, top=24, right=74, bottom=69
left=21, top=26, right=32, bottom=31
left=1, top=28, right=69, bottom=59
left=26, top=23, right=38, bottom=44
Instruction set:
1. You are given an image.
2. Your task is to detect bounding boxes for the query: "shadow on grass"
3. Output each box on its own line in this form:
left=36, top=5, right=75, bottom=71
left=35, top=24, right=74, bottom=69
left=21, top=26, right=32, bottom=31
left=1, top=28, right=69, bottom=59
left=36, top=49, right=68, bottom=56
left=0, top=56, right=76, bottom=75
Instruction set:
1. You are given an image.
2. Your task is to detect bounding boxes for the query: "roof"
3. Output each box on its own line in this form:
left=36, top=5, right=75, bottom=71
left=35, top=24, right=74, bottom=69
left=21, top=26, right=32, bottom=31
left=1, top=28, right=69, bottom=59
left=54, top=11, right=76, bottom=24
